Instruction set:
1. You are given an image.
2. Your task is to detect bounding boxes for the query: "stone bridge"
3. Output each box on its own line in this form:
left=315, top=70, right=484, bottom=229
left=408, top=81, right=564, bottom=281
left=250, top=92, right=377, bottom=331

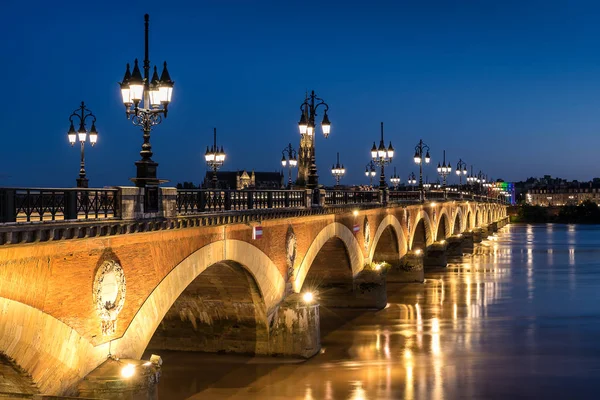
left=0, top=188, right=508, bottom=396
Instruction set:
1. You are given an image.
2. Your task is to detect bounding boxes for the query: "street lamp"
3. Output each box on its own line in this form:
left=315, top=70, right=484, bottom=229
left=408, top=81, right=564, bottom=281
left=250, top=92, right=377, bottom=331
left=413, top=139, right=431, bottom=201
left=119, top=14, right=174, bottom=192
left=331, top=152, right=346, bottom=187
left=297, top=90, right=331, bottom=188
left=390, top=167, right=401, bottom=190
left=67, top=101, right=98, bottom=188
left=281, top=143, right=298, bottom=189
left=204, top=128, right=226, bottom=188
left=370, top=122, right=394, bottom=192
left=466, top=165, right=476, bottom=193
left=436, top=150, right=452, bottom=198
left=455, top=159, right=468, bottom=196
left=365, top=161, right=377, bottom=188
left=408, top=172, right=417, bottom=189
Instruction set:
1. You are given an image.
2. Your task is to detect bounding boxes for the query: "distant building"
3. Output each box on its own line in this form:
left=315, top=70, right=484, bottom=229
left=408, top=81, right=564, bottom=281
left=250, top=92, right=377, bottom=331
left=523, top=176, right=600, bottom=206
left=202, top=170, right=283, bottom=189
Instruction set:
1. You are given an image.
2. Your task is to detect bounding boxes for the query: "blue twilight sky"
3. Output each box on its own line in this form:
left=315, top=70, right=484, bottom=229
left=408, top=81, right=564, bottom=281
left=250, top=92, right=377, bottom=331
left=1, top=0, right=600, bottom=188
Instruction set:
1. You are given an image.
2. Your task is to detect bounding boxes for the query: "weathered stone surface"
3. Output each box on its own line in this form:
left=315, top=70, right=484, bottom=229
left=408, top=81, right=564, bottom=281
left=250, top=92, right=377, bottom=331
left=77, top=358, right=160, bottom=400
left=391, top=251, right=425, bottom=283
left=424, top=242, right=448, bottom=269
left=446, top=236, right=464, bottom=260
left=268, top=294, right=320, bottom=358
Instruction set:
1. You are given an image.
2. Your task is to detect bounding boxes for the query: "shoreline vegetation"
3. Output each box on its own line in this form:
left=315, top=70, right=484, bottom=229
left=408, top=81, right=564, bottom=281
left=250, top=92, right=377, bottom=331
left=512, top=200, right=600, bottom=223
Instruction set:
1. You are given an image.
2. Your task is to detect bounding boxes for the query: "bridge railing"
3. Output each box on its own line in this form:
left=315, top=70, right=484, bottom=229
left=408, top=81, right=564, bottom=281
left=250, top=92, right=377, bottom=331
left=324, top=189, right=379, bottom=205
left=176, top=189, right=306, bottom=214
left=388, top=190, right=420, bottom=203
left=0, top=188, right=118, bottom=223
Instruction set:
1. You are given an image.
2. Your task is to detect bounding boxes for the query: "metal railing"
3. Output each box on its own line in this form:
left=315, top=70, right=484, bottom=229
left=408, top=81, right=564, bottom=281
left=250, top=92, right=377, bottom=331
left=0, top=188, right=118, bottom=223
left=176, top=189, right=306, bottom=214
left=388, top=190, right=421, bottom=202
left=324, top=190, right=378, bottom=205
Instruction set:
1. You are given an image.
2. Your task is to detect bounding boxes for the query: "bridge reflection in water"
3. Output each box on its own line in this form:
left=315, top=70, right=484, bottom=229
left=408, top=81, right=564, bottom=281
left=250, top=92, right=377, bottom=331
left=154, top=224, right=600, bottom=399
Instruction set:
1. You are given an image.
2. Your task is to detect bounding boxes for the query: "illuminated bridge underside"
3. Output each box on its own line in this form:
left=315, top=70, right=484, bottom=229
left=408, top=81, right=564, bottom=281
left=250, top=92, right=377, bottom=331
left=0, top=201, right=507, bottom=396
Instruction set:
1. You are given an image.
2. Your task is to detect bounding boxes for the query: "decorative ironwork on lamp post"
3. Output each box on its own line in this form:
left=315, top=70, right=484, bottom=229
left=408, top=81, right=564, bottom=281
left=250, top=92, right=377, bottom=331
left=436, top=150, right=452, bottom=190
left=297, top=90, right=331, bottom=189
left=408, top=172, right=417, bottom=189
left=413, top=139, right=431, bottom=201
left=331, top=152, right=345, bottom=188
left=467, top=165, right=476, bottom=193
left=118, top=14, right=174, bottom=191
left=281, top=143, right=298, bottom=189
left=390, top=167, right=401, bottom=190
left=455, top=159, right=468, bottom=197
left=67, top=102, right=98, bottom=188
left=370, top=122, right=394, bottom=192
left=204, top=128, right=226, bottom=188
left=365, top=161, right=377, bottom=188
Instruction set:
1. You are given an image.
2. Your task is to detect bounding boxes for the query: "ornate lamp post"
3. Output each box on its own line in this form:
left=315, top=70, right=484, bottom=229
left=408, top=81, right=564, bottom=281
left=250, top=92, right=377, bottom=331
left=408, top=172, right=417, bottom=189
left=370, top=122, right=394, bottom=190
left=119, top=14, right=174, bottom=190
left=67, top=102, right=98, bottom=188
left=467, top=165, right=476, bottom=193
left=413, top=139, right=431, bottom=201
left=365, top=161, right=377, bottom=188
left=297, top=90, right=331, bottom=189
left=436, top=150, right=452, bottom=186
left=390, top=167, right=401, bottom=190
left=436, top=150, right=452, bottom=198
left=330, top=152, right=346, bottom=188
left=281, top=143, right=298, bottom=189
left=204, top=128, right=226, bottom=188
left=455, top=159, right=468, bottom=196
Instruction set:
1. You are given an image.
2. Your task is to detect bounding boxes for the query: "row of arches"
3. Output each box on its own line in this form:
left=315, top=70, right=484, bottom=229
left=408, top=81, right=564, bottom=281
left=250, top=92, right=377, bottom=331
left=0, top=204, right=507, bottom=395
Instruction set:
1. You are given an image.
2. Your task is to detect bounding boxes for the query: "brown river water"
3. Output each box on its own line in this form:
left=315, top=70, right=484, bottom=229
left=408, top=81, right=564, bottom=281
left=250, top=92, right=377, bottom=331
left=150, top=224, right=600, bottom=399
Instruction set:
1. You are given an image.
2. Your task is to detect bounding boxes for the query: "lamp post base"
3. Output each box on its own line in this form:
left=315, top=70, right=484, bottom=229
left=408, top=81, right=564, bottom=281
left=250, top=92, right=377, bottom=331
left=76, top=177, right=89, bottom=188
left=131, top=160, right=168, bottom=188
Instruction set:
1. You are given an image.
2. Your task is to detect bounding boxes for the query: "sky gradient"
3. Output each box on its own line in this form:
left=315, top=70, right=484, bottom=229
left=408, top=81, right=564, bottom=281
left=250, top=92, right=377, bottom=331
left=1, top=0, right=600, bottom=188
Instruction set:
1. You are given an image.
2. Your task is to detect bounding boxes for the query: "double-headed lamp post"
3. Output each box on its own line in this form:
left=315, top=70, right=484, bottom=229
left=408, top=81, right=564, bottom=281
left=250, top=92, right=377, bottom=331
left=281, top=143, right=298, bottom=189
left=370, top=122, right=395, bottom=191
left=365, top=161, right=377, bottom=187
left=455, top=159, right=468, bottom=196
left=390, top=167, right=401, bottom=190
left=436, top=150, right=452, bottom=197
left=67, top=101, right=98, bottom=188
left=331, top=152, right=346, bottom=188
left=467, top=165, right=476, bottom=193
left=413, top=139, right=431, bottom=201
left=297, top=91, right=331, bottom=189
left=408, top=172, right=417, bottom=189
left=119, top=14, right=174, bottom=189
left=204, top=128, right=226, bottom=188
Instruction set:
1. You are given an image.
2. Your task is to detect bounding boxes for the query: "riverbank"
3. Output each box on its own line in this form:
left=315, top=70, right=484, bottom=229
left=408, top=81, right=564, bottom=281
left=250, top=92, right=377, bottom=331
left=510, top=201, right=600, bottom=223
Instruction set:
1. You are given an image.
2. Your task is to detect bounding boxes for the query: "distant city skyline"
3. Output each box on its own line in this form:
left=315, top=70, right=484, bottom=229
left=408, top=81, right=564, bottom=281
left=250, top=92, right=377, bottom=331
left=1, top=1, right=600, bottom=188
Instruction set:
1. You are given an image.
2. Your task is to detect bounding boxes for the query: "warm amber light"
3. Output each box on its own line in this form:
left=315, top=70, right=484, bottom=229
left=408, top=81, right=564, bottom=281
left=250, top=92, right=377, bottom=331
left=302, top=292, right=314, bottom=303
left=121, top=364, right=135, bottom=378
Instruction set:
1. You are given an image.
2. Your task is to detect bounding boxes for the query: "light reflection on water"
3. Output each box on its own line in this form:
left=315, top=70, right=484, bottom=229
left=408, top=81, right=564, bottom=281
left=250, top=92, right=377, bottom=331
left=154, top=224, right=600, bottom=399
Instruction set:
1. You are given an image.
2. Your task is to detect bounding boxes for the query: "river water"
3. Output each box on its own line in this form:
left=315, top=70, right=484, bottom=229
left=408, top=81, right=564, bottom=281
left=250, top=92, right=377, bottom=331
left=154, top=224, right=600, bottom=399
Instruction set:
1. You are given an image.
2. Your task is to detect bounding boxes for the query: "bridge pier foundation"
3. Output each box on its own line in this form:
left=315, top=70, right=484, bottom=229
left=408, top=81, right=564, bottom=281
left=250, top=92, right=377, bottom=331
left=472, top=228, right=484, bottom=243
left=488, top=222, right=498, bottom=233
left=446, top=235, right=464, bottom=262
left=268, top=294, right=321, bottom=358
left=313, top=270, right=387, bottom=309
left=393, top=250, right=424, bottom=283
left=423, top=242, right=448, bottom=269
left=78, top=357, right=161, bottom=400
left=462, top=232, right=475, bottom=253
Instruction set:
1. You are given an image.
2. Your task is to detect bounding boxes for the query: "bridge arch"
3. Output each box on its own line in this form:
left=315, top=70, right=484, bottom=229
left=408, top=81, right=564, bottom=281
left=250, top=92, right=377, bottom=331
left=475, top=210, right=481, bottom=227
left=409, top=210, right=434, bottom=251
left=294, top=222, right=363, bottom=293
left=370, top=214, right=408, bottom=266
left=435, top=209, right=452, bottom=241
left=452, top=207, right=463, bottom=234
left=466, top=211, right=472, bottom=230
left=114, top=240, right=286, bottom=360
